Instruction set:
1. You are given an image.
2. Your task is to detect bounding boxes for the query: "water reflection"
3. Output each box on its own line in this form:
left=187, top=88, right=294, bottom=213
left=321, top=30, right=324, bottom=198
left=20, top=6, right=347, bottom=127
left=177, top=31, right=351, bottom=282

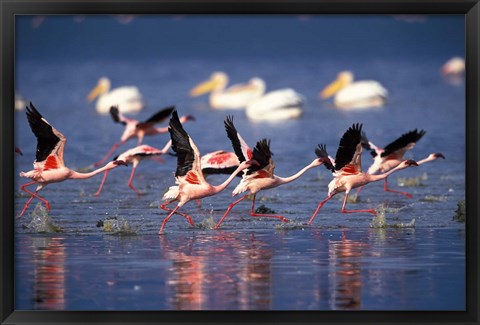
left=328, top=231, right=367, bottom=310
left=32, top=237, right=66, bottom=310
left=159, top=232, right=273, bottom=310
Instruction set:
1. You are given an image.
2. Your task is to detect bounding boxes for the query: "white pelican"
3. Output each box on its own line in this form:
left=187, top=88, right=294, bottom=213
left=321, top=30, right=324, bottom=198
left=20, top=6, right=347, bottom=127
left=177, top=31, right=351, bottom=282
left=15, top=93, right=26, bottom=111
left=189, top=71, right=265, bottom=109
left=441, top=57, right=465, bottom=77
left=320, top=71, right=388, bottom=110
left=245, top=85, right=305, bottom=121
left=87, top=77, right=144, bottom=115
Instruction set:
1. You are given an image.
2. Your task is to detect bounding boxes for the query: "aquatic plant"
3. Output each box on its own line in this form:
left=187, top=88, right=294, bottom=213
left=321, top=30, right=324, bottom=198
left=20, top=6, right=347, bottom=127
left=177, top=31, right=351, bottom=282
left=397, top=172, right=428, bottom=187
left=97, top=216, right=137, bottom=235
left=453, top=200, right=465, bottom=222
left=27, top=203, right=61, bottom=233
left=421, top=195, right=446, bottom=202
left=255, top=204, right=275, bottom=214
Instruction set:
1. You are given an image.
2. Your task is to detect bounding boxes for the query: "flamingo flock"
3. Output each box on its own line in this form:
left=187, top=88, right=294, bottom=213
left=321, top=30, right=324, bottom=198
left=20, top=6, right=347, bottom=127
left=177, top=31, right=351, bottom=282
left=17, top=102, right=445, bottom=234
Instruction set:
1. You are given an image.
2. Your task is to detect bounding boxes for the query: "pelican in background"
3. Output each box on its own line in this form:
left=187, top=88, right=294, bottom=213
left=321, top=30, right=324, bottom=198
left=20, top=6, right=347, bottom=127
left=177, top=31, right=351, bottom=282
left=87, top=77, right=144, bottom=115
left=189, top=71, right=265, bottom=109
left=320, top=71, right=388, bottom=110
left=245, top=84, right=305, bottom=121
left=15, top=93, right=26, bottom=111
left=441, top=57, right=465, bottom=77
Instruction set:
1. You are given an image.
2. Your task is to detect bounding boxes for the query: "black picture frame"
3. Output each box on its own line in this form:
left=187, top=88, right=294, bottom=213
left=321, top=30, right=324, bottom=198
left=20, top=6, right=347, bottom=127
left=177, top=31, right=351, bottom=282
left=1, top=1, right=478, bottom=324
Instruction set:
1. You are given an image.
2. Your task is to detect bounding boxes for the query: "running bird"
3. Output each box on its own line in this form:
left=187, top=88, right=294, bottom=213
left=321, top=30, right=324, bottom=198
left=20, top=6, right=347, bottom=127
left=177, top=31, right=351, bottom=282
left=361, top=129, right=445, bottom=198
left=18, top=103, right=126, bottom=218
left=159, top=110, right=255, bottom=234
left=308, top=123, right=418, bottom=225
left=94, top=140, right=173, bottom=196
left=214, top=116, right=324, bottom=229
left=94, top=105, right=195, bottom=167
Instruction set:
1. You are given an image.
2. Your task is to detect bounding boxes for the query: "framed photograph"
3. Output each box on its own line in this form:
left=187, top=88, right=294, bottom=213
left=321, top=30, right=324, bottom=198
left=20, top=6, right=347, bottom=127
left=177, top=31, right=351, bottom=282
left=1, top=1, right=478, bottom=324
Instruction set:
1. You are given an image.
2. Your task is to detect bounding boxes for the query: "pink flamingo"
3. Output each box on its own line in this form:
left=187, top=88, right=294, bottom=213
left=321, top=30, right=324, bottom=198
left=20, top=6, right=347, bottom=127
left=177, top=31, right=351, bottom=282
left=94, top=140, right=172, bottom=196
left=15, top=147, right=23, bottom=155
left=200, top=150, right=240, bottom=176
left=94, top=105, right=195, bottom=167
left=214, top=116, right=324, bottom=229
left=18, top=103, right=127, bottom=218
left=159, top=110, right=255, bottom=234
left=308, top=123, right=419, bottom=225
left=360, top=129, right=445, bottom=198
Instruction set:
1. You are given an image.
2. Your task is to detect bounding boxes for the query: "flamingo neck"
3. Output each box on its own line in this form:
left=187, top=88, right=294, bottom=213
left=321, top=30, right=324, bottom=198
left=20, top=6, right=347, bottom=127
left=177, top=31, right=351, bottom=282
left=211, top=164, right=248, bottom=193
left=365, top=162, right=413, bottom=183
left=416, top=155, right=439, bottom=166
left=69, top=163, right=118, bottom=180
left=276, top=162, right=319, bottom=185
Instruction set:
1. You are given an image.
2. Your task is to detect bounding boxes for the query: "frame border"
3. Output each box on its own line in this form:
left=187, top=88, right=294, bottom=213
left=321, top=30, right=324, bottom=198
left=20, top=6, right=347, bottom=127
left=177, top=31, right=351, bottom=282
left=1, top=1, right=478, bottom=324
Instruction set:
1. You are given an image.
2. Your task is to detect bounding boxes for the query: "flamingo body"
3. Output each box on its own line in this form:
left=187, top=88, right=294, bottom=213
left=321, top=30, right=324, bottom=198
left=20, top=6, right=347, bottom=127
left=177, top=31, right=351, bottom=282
left=201, top=150, right=240, bottom=176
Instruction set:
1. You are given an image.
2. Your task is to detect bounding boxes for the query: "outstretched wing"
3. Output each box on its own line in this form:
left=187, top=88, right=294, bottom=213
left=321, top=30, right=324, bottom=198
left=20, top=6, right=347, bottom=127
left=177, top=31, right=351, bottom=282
left=334, top=123, right=363, bottom=173
left=137, top=105, right=175, bottom=129
left=109, top=106, right=133, bottom=125
left=381, top=129, right=426, bottom=158
left=315, top=144, right=335, bottom=173
left=361, top=131, right=381, bottom=158
left=250, top=138, right=274, bottom=177
left=169, top=110, right=204, bottom=184
left=26, top=102, right=66, bottom=168
left=224, top=116, right=253, bottom=163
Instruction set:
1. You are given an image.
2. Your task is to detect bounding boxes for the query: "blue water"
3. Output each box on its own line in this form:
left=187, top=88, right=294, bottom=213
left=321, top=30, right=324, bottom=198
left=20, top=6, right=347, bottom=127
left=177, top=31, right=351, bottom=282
left=14, top=15, right=465, bottom=311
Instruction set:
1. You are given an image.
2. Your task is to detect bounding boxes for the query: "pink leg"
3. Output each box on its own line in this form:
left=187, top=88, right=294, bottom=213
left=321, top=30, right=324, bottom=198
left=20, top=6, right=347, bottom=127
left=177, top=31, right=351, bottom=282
left=214, top=195, right=247, bottom=229
left=159, top=205, right=181, bottom=234
left=308, top=195, right=333, bottom=225
left=383, top=178, right=413, bottom=198
left=340, top=193, right=377, bottom=216
left=195, top=199, right=202, bottom=209
left=94, top=170, right=110, bottom=196
left=18, top=182, right=50, bottom=218
left=94, top=142, right=121, bottom=167
left=127, top=167, right=141, bottom=195
left=249, top=194, right=289, bottom=223
left=160, top=201, right=194, bottom=226
left=355, top=185, right=364, bottom=195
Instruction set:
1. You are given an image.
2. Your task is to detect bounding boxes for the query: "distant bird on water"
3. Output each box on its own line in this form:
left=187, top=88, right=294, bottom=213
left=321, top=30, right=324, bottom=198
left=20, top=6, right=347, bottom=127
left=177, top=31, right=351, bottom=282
left=441, top=57, right=465, bottom=77
left=18, top=103, right=126, bottom=218
left=160, top=110, right=255, bottom=234
left=360, top=129, right=445, bottom=198
left=214, top=116, right=323, bottom=229
left=308, top=123, right=418, bottom=225
left=93, top=105, right=195, bottom=167
left=320, top=71, right=388, bottom=110
left=94, top=140, right=172, bottom=196
left=87, top=77, right=144, bottom=115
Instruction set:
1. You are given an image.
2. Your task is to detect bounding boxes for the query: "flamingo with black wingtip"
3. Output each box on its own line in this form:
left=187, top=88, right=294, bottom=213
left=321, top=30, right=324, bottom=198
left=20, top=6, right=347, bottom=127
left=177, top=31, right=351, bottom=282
left=214, top=116, right=324, bottom=229
left=18, top=102, right=127, bottom=218
left=360, top=129, right=445, bottom=198
left=200, top=150, right=240, bottom=176
left=94, top=105, right=195, bottom=167
left=94, top=140, right=172, bottom=196
left=308, top=123, right=419, bottom=225
left=159, top=110, right=255, bottom=234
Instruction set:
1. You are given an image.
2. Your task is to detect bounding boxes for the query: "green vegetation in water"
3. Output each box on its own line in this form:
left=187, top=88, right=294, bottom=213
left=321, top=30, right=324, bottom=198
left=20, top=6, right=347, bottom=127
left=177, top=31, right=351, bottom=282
left=27, top=203, right=62, bottom=233
left=397, top=173, right=428, bottom=187
left=255, top=204, right=275, bottom=214
left=97, top=216, right=137, bottom=235
left=453, top=200, right=465, bottom=222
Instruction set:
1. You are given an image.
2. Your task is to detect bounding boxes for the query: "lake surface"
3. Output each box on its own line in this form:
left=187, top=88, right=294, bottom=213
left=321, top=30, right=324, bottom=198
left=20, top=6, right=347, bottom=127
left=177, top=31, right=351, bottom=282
left=13, top=15, right=465, bottom=311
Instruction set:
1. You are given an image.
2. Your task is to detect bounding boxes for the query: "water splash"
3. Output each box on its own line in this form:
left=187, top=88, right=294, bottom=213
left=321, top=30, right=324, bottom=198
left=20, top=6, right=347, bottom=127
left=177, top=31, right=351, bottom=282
left=275, top=221, right=307, bottom=230
left=198, top=216, right=216, bottom=229
left=453, top=200, right=465, bottom=222
left=97, top=216, right=138, bottom=235
left=370, top=204, right=415, bottom=228
left=27, top=203, right=62, bottom=233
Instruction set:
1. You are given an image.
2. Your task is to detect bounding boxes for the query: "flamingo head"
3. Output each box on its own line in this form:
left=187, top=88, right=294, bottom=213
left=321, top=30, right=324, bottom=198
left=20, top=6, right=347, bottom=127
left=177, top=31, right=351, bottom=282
left=180, top=115, right=196, bottom=123
left=432, top=153, right=445, bottom=160
left=402, top=159, right=419, bottom=168
left=112, top=160, right=128, bottom=166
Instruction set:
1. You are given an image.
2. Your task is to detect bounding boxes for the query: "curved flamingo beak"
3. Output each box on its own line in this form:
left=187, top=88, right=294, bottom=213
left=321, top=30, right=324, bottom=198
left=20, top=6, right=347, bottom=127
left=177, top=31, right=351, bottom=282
left=113, top=160, right=128, bottom=166
left=434, top=153, right=445, bottom=159
left=404, top=159, right=418, bottom=167
left=15, top=147, right=23, bottom=156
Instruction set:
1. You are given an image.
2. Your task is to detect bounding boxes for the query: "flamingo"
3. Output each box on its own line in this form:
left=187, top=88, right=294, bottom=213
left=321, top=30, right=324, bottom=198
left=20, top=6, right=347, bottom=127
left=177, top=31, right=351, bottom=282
left=360, top=129, right=445, bottom=198
left=189, top=71, right=265, bottom=109
left=87, top=77, right=144, bottom=115
left=307, top=123, right=419, bottom=225
left=441, top=57, right=465, bottom=77
left=320, top=71, right=388, bottom=110
left=94, top=140, right=172, bottom=196
left=93, top=105, right=195, bottom=167
left=200, top=150, right=240, bottom=176
left=159, top=110, right=255, bottom=234
left=18, top=103, right=127, bottom=218
left=214, top=116, right=323, bottom=229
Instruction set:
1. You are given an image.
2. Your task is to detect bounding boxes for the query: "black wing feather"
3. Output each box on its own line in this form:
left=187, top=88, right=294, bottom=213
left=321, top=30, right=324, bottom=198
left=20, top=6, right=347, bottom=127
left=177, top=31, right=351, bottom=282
left=315, top=144, right=335, bottom=173
left=334, top=123, right=363, bottom=171
left=137, top=106, right=175, bottom=128
left=361, top=131, right=377, bottom=158
left=248, top=138, right=272, bottom=175
left=168, top=110, right=195, bottom=177
left=109, top=106, right=126, bottom=125
left=26, top=102, right=61, bottom=162
left=381, top=129, right=426, bottom=158
left=224, top=116, right=246, bottom=162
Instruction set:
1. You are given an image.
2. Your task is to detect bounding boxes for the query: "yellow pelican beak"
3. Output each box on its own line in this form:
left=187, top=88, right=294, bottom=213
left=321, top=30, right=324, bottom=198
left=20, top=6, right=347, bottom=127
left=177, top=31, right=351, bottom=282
left=189, top=78, right=218, bottom=97
left=87, top=82, right=107, bottom=102
left=319, top=77, right=346, bottom=99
